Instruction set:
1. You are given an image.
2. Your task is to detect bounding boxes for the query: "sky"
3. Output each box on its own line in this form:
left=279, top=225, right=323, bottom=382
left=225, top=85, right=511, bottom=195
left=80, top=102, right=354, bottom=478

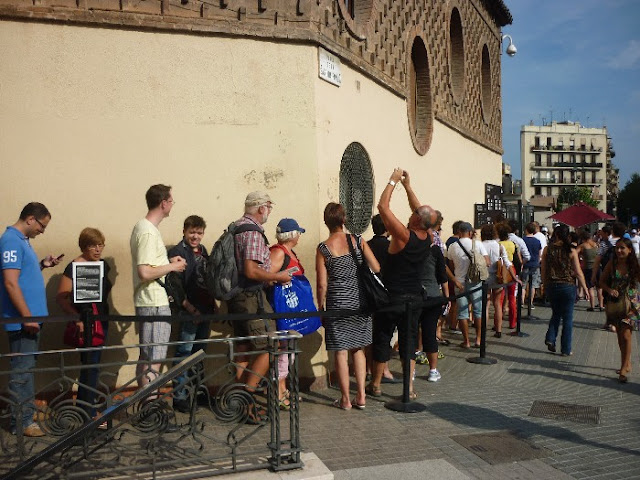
left=500, top=0, right=640, bottom=189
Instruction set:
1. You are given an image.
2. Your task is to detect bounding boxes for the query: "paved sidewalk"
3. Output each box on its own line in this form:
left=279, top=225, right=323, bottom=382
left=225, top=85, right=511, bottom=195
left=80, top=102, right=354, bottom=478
left=298, top=302, right=640, bottom=479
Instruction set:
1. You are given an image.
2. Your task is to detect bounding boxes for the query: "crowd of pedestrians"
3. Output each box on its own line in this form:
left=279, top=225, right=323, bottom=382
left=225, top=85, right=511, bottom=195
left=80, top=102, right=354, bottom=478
left=2, top=180, right=639, bottom=434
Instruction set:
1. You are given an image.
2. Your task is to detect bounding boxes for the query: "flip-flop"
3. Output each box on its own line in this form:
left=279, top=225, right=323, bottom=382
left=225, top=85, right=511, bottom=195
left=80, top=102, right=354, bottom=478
left=332, top=399, right=351, bottom=410
left=381, top=376, right=400, bottom=384
left=436, top=337, right=451, bottom=346
left=472, top=344, right=481, bottom=348
left=352, top=399, right=366, bottom=410
left=459, top=342, right=471, bottom=349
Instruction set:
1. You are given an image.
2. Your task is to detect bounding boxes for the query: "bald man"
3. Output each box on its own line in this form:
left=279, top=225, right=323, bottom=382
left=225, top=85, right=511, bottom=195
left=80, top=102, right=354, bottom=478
left=366, top=169, right=435, bottom=399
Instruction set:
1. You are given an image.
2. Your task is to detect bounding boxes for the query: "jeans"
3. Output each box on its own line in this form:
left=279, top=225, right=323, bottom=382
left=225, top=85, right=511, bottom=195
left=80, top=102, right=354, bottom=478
left=173, top=314, right=211, bottom=402
left=76, top=321, right=108, bottom=418
left=7, top=330, right=40, bottom=429
left=545, top=283, right=577, bottom=355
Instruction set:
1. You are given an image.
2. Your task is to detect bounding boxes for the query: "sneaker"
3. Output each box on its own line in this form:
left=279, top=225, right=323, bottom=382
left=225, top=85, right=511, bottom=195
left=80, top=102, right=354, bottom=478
left=449, top=328, right=463, bottom=335
left=173, top=398, right=191, bottom=414
left=23, top=423, right=45, bottom=437
left=427, top=370, right=441, bottom=382
left=414, top=351, right=428, bottom=365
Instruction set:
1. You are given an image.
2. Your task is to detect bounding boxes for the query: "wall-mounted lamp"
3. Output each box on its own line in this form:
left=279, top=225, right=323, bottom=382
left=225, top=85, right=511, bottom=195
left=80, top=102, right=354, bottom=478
left=501, top=34, right=517, bottom=57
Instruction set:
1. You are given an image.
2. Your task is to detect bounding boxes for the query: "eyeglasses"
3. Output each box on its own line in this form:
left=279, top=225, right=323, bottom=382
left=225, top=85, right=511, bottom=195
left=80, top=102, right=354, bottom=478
left=35, top=219, right=47, bottom=232
left=260, top=203, right=274, bottom=211
left=87, top=244, right=105, bottom=251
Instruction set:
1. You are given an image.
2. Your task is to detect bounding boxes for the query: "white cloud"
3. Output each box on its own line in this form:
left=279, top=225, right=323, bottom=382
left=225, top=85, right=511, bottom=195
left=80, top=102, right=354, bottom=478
left=606, top=39, right=640, bottom=69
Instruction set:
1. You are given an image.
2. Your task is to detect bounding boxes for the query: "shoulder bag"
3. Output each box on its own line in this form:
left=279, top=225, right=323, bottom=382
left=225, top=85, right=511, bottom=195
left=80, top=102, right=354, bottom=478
left=347, top=234, right=389, bottom=311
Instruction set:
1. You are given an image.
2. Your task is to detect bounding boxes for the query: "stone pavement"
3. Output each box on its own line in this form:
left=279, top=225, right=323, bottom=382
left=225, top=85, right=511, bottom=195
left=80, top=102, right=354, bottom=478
left=296, top=302, right=640, bottom=480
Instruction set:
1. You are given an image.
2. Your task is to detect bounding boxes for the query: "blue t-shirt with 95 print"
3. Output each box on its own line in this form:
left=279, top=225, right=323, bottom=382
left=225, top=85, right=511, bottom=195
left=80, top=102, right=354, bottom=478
left=0, top=226, right=48, bottom=330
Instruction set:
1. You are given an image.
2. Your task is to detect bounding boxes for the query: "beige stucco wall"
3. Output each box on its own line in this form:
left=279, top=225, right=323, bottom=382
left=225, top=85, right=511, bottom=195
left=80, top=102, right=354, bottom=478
left=0, top=19, right=503, bottom=390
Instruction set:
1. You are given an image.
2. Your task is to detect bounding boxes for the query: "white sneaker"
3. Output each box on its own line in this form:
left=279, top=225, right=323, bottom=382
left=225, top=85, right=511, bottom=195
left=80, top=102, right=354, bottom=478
left=427, top=370, right=441, bottom=382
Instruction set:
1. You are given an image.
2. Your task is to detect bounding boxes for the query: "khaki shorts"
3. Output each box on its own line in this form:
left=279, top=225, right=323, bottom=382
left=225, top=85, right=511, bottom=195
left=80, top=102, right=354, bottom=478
left=227, top=290, right=275, bottom=350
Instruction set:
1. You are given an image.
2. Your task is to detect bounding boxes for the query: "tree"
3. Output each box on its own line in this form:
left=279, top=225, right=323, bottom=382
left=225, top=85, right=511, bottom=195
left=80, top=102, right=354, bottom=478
left=617, top=173, right=640, bottom=226
left=556, top=186, right=599, bottom=210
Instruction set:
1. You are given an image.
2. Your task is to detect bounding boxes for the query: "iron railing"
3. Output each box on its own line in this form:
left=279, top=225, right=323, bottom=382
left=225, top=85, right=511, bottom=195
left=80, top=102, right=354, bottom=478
left=0, top=320, right=303, bottom=479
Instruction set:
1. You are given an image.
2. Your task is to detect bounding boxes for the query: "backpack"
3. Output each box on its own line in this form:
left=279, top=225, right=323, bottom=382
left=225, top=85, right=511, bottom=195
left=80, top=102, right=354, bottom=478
left=206, top=221, right=266, bottom=301
left=156, top=272, right=185, bottom=314
left=600, top=241, right=615, bottom=271
left=456, top=239, right=489, bottom=283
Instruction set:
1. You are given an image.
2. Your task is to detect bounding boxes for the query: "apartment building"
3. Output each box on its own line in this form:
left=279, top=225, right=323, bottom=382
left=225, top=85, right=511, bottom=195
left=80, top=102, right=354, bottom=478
left=521, top=121, right=615, bottom=212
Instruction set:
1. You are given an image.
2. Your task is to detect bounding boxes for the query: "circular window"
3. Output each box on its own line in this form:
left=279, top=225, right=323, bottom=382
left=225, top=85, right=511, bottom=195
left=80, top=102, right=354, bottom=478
left=480, top=43, right=492, bottom=122
left=339, top=142, right=374, bottom=234
left=337, top=0, right=374, bottom=40
left=407, top=35, right=433, bottom=155
left=448, top=7, right=465, bottom=103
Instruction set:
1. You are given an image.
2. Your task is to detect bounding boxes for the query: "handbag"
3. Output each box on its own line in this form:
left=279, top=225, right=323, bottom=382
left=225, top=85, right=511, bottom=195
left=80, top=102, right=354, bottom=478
left=347, top=234, right=389, bottom=311
left=63, top=304, right=105, bottom=347
left=605, top=293, right=631, bottom=322
left=271, top=275, right=321, bottom=335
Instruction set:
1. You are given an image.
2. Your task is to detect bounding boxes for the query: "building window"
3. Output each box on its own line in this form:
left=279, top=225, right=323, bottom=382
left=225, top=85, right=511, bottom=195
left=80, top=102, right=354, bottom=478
left=535, top=187, right=541, bottom=195
left=558, top=139, right=564, bottom=149
left=339, top=142, right=374, bottom=235
left=407, top=35, right=433, bottom=155
left=570, top=138, right=575, bottom=149
left=546, top=154, right=552, bottom=166
left=570, top=154, right=576, bottom=164
left=558, top=153, right=564, bottom=163
left=547, top=187, right=553, bottom=196
left=592, top=171, right=597, bottom=183
left=591, top=155, right=596, bottom=164
left=581, top=154, right=586, bottom=163
left=535, top=136, right=540, bottom=147
left=337, top=1, right=374, bottom=39
left=480, top=44, right=492, bottom=122
left=448, top=7, right=465, bottom=104
left=535, top=154, right=541, bottom=166
left=547, top=137, right=552, bottom=147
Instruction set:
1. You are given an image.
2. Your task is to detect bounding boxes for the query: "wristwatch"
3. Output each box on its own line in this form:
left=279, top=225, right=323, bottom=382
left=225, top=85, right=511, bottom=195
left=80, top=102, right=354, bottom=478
left=388, top=180, right=396, bottom=187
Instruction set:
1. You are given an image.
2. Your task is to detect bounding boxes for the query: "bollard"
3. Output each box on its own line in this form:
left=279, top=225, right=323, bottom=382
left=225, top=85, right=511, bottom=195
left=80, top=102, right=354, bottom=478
left=511, top=280, right=530, bottom=337
left=467, top=282, right=497, bottom=365
left=521, top=273, right=539, bottom=321
left=385, top=299, right=426, bottom=413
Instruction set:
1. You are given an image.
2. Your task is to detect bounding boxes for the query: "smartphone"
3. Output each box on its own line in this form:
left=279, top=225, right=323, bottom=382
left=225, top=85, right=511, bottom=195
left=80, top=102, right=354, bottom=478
left=56, top=254, right=65, bottom=260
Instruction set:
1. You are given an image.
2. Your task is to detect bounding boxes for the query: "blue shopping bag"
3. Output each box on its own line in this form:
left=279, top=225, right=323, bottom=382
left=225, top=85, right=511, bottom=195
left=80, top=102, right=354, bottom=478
left=271, top=275, right=321, bottom=336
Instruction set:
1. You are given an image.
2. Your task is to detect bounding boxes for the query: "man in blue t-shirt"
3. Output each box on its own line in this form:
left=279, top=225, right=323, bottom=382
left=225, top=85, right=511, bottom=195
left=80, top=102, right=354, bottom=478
left=0, top=202, right=61, bottom=437
left=522, top=222, right=543, bottom=307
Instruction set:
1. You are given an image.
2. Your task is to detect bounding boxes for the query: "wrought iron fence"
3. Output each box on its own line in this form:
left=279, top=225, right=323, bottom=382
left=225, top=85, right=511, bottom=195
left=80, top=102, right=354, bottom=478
left=0, top=324, right=303, bottom=479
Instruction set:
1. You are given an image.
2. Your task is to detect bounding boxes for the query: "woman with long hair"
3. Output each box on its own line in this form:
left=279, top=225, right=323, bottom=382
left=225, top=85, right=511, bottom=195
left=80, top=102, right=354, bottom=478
left=576, top=229, right=599, bottom=311
left=599, top=238, right=640, bottom=382
left=541, top=224, right=589, bottom=356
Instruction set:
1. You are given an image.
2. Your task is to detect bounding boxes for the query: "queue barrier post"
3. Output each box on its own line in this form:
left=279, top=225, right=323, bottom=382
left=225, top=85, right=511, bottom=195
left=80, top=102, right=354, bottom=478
left=467, top=281, right=497, bottom=365
left=511, top=278, right=530, bottom=337
left=384, top=298, right=427, bottom=413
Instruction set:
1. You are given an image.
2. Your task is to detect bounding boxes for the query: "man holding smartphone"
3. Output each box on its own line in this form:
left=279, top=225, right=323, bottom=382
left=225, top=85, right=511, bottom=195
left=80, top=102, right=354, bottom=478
left=0, top=202, right=62, bottom=437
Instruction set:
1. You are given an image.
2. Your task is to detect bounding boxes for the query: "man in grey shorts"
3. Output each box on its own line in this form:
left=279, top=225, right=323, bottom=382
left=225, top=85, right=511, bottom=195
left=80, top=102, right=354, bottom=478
left=130, top=184, right=187, bottom=387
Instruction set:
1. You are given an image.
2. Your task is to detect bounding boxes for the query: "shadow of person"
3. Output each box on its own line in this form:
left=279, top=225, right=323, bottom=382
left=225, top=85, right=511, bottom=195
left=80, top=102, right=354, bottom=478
left=425, top=402, right=640, bottom=457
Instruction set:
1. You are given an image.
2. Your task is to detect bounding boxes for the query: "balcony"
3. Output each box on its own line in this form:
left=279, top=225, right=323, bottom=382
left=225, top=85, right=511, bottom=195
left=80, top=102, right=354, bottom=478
left=531, top=176, right=603, bottom=186
left=530, top=145, right=603, bottom=154
left=530, top=161, right=603, bottom=170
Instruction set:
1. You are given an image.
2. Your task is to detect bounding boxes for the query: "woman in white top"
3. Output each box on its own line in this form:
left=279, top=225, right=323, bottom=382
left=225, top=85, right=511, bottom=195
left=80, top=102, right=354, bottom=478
left=481, top=224, right=511, bottom=337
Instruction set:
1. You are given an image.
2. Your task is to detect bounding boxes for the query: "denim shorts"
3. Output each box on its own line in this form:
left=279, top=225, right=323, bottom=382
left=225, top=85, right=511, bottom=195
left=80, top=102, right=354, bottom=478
left=456, top=282, right=483, bottom=320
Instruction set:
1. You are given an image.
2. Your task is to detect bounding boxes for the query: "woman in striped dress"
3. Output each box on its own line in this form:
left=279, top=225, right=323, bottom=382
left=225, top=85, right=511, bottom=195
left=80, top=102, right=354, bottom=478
left=316, top=203, right=379, bottom=410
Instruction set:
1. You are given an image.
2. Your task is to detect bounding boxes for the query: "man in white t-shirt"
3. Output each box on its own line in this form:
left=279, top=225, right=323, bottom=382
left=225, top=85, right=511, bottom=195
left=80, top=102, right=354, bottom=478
left=446, top=222, right=490, bottom=348
left=533, top=221, right=548, bottom=252
left=130, top=184, right=187, bottom=388
left=630, top=229, right=640, bottom=258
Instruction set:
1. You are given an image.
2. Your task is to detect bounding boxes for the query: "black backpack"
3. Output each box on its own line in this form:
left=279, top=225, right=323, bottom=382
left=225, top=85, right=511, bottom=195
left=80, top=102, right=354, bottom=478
left=600, top=241, right=615, bottom=271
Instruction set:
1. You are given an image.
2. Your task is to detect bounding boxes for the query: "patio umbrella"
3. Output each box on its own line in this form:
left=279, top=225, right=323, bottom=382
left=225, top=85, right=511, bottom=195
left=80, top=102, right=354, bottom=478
left=549, top=202, right=615, bottom=228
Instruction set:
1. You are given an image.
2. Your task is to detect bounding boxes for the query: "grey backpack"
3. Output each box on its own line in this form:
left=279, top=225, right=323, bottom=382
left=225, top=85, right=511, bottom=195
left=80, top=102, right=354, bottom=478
left=206, top=222, right=265, bottom=301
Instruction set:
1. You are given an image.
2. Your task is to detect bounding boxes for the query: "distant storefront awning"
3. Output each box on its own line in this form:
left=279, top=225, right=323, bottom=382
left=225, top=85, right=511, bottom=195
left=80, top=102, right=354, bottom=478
left=549, top=202, right=615, bottom=228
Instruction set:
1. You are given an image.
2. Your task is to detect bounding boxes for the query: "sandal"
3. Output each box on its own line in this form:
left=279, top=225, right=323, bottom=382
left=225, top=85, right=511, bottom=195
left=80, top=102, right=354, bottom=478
left=332, top=399, right=351, bottom=410
left=436, top=337, right=450, bottom=346
left=351, top=398, right=366, bottom=410
left=408, top=391, right=418, bottom=400
left=278, top=396, right=291, bottom=411
left=365, top=384, right=382, bottom=397
left=437, top=351, right=445, bottom=359
left=245, top=405, right=268, bottom=425
left=459, top=342, right=471, bottom=349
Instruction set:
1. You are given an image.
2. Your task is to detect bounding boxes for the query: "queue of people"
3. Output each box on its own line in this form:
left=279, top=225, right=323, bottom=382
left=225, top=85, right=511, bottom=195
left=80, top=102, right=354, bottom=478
left=2, top=181, right=639, bottom=435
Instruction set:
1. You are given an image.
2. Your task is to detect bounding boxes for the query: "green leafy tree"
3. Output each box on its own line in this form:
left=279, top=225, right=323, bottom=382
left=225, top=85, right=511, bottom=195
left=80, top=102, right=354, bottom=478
left=556, top=186, right=599, bottom=210
left=617, top=173, right=640, bottom=226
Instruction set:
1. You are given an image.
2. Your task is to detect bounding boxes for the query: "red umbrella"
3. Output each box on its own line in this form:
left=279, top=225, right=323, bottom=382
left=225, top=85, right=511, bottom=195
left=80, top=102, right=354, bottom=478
left=549, top=202, right=615, bottom=228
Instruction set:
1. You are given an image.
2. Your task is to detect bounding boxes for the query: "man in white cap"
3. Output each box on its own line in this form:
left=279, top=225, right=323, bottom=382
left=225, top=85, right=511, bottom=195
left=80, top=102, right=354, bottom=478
left=228, top=191, right=291, bottom=420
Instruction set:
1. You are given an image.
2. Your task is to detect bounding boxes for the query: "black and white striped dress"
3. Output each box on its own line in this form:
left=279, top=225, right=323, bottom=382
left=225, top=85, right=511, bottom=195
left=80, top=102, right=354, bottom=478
left=318, top=237, right=372, bottom=351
